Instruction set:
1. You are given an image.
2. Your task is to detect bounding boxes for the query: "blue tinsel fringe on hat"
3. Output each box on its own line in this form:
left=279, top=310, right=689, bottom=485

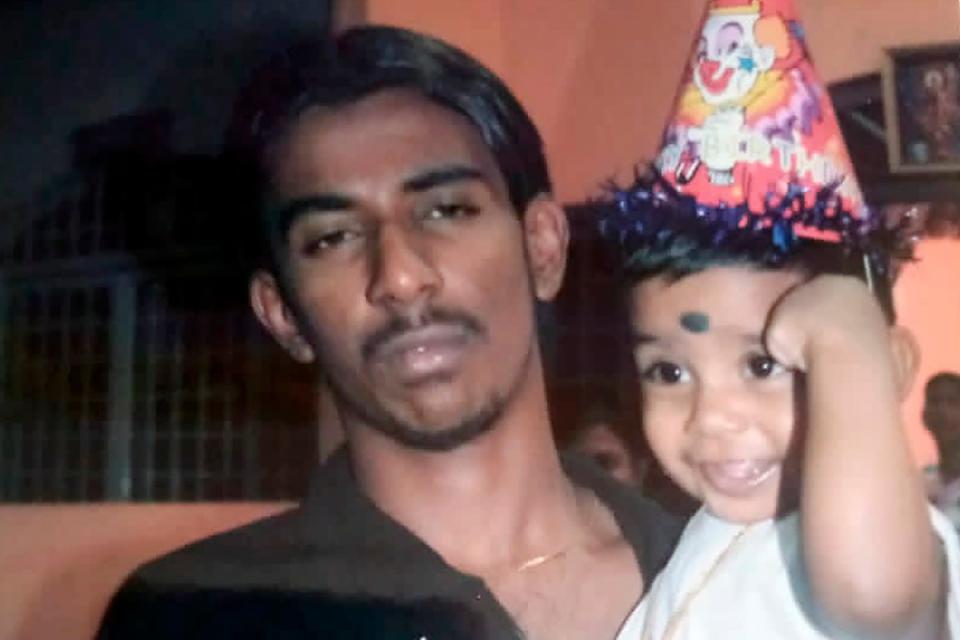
left=595, top=167, right=912, bottom=276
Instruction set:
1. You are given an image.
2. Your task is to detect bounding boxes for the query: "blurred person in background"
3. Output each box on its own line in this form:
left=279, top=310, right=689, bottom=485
left=562, top=383, right=648, bottom=488
left=924, top=371, right=960, bottom=529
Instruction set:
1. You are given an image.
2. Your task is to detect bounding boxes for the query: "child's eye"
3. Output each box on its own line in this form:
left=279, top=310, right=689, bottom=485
left=745, top=354, right=785, bottom=379
left=641, top=361, right=689, bottom=385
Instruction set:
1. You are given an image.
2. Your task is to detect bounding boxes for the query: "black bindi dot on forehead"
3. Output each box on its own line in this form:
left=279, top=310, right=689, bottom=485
left=679, top=312, right=710, bottom=334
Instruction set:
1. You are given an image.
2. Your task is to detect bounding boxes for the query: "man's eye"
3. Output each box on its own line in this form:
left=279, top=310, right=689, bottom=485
left=300, top=229, right=356, bottom=256
left=422, top=203, right=479, bottom=221
left=641, top=361, right=688, bottom=385
left=745, top=354, right=785, bottom=379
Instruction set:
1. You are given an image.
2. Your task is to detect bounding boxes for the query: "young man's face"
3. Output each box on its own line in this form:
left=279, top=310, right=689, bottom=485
left=628, top=266, right=804, bottom=523
left=252, top=89, right=566, bottom=452
left=925, top=381, right=960, bottom=459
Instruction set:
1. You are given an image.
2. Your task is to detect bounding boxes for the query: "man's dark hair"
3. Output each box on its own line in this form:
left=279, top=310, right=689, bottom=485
left=926, top=372, right=960, bottom=402
left=225, top=25, right=551, bottom=274
left=924, top=371, right=960, bottom=444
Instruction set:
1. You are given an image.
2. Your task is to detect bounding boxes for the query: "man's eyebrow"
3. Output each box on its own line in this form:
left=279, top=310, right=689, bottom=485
left=271, top=194, right=355, bottom=236
left=268, top=165, right=487, bottom=234
left=402, top=165, right=488, bottom=193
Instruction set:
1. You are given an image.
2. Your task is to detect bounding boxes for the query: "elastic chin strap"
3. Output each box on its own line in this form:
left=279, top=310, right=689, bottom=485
left=862, top=252, right=876, bottom=293
left=860, top=251, right=896, bottom=324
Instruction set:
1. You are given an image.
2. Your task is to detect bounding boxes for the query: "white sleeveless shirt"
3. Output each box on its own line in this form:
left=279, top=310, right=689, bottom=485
left=617, top=506, right=960, bottom=639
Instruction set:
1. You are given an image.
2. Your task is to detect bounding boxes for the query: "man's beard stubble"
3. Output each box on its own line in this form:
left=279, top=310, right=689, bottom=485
left=332, top=381, right=505, bottom=452
left=312, top=306, right=537, bottom=452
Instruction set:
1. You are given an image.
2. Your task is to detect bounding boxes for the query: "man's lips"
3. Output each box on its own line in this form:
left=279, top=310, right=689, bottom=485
left=698, top=459, right=779, bottom=497
left=369, top=323, right=473, bottom=384
left=697, top=59, right=735, bottom=95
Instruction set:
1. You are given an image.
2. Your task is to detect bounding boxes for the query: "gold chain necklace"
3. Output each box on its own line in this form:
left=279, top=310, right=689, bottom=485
left=640, top=524, right=754, bottom=640
left=515, top=548, right=569, bottom=572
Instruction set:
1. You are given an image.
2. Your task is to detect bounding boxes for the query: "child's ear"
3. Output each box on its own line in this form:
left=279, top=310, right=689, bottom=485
left=888, top=326, right=920, bottom=402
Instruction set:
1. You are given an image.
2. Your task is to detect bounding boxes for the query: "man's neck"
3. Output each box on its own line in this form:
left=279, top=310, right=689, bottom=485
left=348, top=407, right=584, bottom=577
left=345, top=397, right=644, bottom=640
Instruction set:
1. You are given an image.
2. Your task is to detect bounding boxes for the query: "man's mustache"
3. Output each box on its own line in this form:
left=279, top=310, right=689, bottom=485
left=361, top=308, right=486, bottom=362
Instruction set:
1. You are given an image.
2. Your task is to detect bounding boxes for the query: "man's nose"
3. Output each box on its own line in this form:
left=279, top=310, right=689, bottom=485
left=365, top=224, right=442, bottom=311
left=687, top=382, right=748, bottom=436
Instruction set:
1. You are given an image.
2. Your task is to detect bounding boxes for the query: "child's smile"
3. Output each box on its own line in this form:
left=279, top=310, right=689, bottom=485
left=628, top=266, right=805, bottom=523
left=697, top=458, right=779, bottom=496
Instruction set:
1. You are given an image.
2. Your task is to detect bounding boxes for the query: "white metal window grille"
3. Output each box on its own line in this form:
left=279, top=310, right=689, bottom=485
left=1, top=173, right=316, bottom=502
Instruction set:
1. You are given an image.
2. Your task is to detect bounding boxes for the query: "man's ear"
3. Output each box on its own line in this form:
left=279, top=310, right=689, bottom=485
left=889, top=325, right=921, bottom=401
left=522, top=195, right=569, bottom=302
left=250, top=270, right=316, bottom=364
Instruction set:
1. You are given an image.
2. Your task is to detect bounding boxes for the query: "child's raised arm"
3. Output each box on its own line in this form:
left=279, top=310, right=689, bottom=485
left=765, top=274, right=945, bottom=639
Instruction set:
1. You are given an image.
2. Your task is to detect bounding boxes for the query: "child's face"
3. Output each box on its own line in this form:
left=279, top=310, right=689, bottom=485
left=628, top=266, right=804, bottom=523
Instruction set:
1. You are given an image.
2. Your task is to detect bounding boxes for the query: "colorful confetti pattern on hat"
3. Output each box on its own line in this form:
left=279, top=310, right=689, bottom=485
left=599, top=0, right=909, bottom=267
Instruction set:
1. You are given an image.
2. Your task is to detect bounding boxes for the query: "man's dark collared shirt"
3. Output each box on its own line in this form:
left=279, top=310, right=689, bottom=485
left=97, top=451, right=683, bottom=639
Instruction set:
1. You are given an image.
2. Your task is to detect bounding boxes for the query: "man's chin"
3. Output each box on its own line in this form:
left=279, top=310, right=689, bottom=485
left=373, top=409, right=500, bottom=452
left=355, top=396, right=503, bottom=453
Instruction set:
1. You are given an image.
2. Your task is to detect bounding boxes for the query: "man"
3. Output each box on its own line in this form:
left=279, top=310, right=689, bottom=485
left=924, top=371, right=960, bottom=530
left=97, top=26, right=681, bottom=639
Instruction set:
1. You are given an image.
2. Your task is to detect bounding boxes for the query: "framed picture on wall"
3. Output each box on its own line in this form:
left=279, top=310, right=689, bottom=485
left=883, top=43, right=960, bottom=173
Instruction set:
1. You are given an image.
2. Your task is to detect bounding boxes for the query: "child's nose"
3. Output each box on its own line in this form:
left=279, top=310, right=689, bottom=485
left=688, top=383, right=749, bottom=436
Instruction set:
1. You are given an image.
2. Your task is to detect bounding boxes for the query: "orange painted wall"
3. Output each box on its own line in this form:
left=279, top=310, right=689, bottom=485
left=801, top=0, right=960, bottom=83
left=0, top=503, right=290, bottom=640
left=895, top=239, right=960, bottom=466
left=365, top=0, right=699, bottom=201
left=365, top=0, right=959, bottom=201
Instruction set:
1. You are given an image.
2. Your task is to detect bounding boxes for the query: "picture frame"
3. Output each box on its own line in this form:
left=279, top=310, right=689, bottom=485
left=882, top=42, right=960, bottom=173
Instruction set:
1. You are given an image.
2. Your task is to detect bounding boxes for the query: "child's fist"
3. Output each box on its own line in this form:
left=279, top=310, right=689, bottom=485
left=764, top=275, right=889, bottom=372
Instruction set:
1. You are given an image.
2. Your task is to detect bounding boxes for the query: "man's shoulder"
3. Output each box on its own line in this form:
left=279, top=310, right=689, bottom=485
left=122, top=453, right=359, bottom=592
left=98, top=501, right=501, bottom=639
left=127, top=504, right=311, bottom=590
left=102, top=544, right=487, bottom=640
left=97, top=503, right=489, bottom=639
left=97, top=507, right=315, bottom=639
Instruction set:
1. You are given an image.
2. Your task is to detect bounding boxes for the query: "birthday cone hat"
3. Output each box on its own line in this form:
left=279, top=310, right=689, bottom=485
left=602, top=0, right=891, bottom=262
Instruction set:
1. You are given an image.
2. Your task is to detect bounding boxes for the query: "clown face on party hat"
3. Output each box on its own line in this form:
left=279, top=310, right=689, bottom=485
left=600, top=0, right=907, bottom=271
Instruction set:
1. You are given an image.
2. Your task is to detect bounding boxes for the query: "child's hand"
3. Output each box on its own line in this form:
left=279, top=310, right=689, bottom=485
left=764, top=274, right=890, bottom=372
